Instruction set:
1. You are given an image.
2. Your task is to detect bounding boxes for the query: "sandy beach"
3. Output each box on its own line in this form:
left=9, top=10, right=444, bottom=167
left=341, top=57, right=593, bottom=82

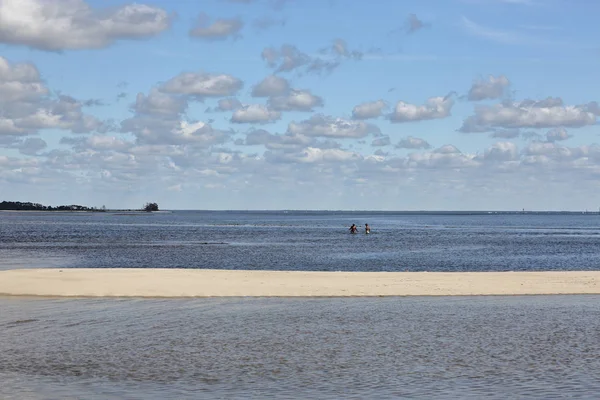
left=0, top=269, right=599, bottom=297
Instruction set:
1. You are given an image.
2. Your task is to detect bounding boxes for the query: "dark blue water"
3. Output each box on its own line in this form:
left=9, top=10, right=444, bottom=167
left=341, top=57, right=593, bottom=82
left=1, top=211, right=599, bottom=271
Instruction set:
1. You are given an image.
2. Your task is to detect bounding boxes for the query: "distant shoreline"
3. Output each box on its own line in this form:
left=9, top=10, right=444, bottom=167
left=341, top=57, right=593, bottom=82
left=2, top=209, right=600, bottom=215
left=1, top=269, right=599, bottom=298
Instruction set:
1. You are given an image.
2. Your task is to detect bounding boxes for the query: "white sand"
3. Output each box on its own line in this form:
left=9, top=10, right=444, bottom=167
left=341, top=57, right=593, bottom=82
left=0, top=269, right=599, bottom=297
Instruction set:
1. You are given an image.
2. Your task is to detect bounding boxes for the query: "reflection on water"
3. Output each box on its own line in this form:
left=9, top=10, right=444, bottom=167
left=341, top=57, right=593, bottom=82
left=2, top=296, right=600, bottom=399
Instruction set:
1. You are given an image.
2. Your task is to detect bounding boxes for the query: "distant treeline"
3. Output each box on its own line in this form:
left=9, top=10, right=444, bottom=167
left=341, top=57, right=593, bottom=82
left=0, top=201, right=101, bottom=211
left=0, top=201, right=160, bottom=212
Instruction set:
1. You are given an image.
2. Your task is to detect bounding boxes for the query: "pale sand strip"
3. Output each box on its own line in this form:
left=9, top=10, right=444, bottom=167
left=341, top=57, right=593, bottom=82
left=0, top=269, right=600, bottom=297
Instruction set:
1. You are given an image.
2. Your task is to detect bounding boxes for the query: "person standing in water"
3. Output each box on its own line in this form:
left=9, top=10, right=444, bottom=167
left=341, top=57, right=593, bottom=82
left=349, top=224, right=358, bottom=234
left=365, top=223, right=370, bottom=234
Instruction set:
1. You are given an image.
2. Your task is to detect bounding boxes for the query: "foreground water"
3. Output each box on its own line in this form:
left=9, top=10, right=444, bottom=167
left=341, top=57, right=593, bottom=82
left=2, top=210, right=600, bottom=271
left=2, top=296, right=600, bottom=399
left=3, top=211, right=600, bottom=398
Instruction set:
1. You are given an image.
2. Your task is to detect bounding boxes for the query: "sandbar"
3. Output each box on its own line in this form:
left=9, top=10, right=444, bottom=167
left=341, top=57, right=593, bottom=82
left=0, top=269, right=599, bottom=297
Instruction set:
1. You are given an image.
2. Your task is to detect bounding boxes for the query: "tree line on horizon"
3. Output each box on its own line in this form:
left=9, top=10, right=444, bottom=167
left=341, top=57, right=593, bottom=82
left=0, top=201, right=160, bottom=212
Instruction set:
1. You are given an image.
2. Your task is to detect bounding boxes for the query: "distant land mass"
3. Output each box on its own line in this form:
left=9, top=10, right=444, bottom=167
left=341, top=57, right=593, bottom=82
left=0, top=201, right=159, bottom=212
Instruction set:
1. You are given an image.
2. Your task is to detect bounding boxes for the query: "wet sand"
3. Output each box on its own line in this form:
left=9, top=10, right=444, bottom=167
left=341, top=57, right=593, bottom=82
left=0, top=269, right=599, bottom=297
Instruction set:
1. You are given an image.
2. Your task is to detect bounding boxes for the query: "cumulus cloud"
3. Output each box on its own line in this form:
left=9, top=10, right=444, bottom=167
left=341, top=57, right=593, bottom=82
left=61, top=135, right=133, bottom=152
left=0, top=0, right=171, bottom=51
left=132, top=88, right=187, bottom=116
left=248, top=133, right=344, bottom=159
left=352, top=100, right=387, bottom=120
left=169, top=121, right=231, bottom=146
left=522, top=141, right=586, bottom=162
left=190, top=13, right=243, bottom=40
left=3, top=137, right=48, bottom=155
left=17, top=95, right=103, bottom=134
left=545, top=127, right=571, bottom=142
left=122, top=84, right=231, bottom=146
left=245, top=129, right=274, bottom=146
left=266, top=147, right=361, bottom=164
left=268, top=89, right=324, bottom=111
left=262, top=40, right=362, bottom=75
left=371, top=136, right=391, bottom=147
left=0, top=57, right=48, bottom=102
left=231, top=105, right=281, bottom=124
left=468, top=75, right=510, bottom=101
left=396, top=136, right=431, bottom=149
left=160, top=71, right=243, bottom=98
left=388, top=94, right=454, bottom=123
left=244, top=129, right=312, bottom=150
left=210, top=97, right=243, bottom=112
left=251, top=75, right=290, bottom=97
left=407, top=145, right=477, bottom=169
left=288, top=115, right=380, bottom=138
left=481, top=141, right=518, bottom=162
left=262, top=44, right=310, bottom=73
left=460, top=97, right=598, bottom=132
left=0, top=58, right=103, bottom=136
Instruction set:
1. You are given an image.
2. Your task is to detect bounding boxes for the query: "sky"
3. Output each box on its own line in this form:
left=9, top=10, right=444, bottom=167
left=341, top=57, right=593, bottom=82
left=0, top=0, right=599, bottom=211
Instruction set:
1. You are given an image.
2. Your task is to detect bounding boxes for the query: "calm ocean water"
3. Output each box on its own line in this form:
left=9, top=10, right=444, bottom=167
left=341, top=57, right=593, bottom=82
left=2, top=211, right=600, bottom=398
left=1, top=296, right=600, bottom=399
left=1, top=210, right=600, bottom=271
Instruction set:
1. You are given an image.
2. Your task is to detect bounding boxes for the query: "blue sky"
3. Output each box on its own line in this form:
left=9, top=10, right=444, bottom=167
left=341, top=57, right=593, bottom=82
left=1, top=0, right=599, bottom=210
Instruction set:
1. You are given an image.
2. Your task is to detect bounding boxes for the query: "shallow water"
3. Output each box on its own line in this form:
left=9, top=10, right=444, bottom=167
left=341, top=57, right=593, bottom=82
left=2, top=211, right=600, bottom=272
left=2, top=296, right=600, bottom=399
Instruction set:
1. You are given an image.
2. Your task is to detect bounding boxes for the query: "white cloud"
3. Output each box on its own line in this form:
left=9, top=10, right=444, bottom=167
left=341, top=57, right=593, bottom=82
left=262, top=40, right=362, bottom=75
left=231, top=105, right=281, bottom=124
left=0, top=57, right=102, bottom=136
left=352, top=100, right=387, bottom=119
left=0, top=119, right=27, bottom=136
left=189, top=13, right=243, bottom=40
left=8, top=137, right=48, bottom=155
left=396, top=136, right=431, bottom=149
left=371, top=136, right=391, bottom=147
left=212, top=97, right=243, bottom=112
left=169, top=121, right=230, bottom=146
left=407, top=145, right=478, bottom=169
left=388, top=95, right=454, bottom=123
left=251, top=75, right=290, bottom=97
left=243, top=129, right=343, bottom=153
left=0, top=57, right=48, bottom=102
left=545, top=127, right=570, bottom=142
left=160, top=72, right=243, bottom=98
left=0, top=0, right=171, bottom=51
left=132, top=88, right=187, bottom=116
left=468, top=75, right=510, bottom=101
left=268, top=89, right=324, bottom=111
left=61, top=135, right=133, bottom=152
left=288, top=115, right=380, bottom=138
left=262, top=44, right=310, bottom=73
left=266, top=147, right=361, bottom=164
left=460, top=98, right=598, bottom=132
left=481, top=141, right=518, bottom=162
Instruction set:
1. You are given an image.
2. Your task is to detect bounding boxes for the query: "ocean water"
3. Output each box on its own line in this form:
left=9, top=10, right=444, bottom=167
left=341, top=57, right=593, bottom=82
left=1, top=210, right=600, bottom=272
left=3, top=211, right=600, bottom=398
left=2, top=296, right=600, bottom=399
